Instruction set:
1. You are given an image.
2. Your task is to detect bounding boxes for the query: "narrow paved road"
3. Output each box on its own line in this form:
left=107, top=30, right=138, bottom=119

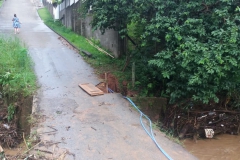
left=0, top=0, right=197, bottom=160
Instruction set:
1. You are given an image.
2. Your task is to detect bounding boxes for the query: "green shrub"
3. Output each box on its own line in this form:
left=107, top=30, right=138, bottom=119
left=0, top=36, right=36, bottom=104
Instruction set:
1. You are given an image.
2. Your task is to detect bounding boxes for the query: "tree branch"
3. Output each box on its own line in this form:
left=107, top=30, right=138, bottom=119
left=126, top=34, right=137, bottom=46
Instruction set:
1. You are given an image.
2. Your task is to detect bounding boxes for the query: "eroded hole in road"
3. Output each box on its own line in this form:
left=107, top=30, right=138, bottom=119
left=97, top=72, right=137, bottom=97
left=97, top=73, right=120, bottom=94
left=95, top=72, right=139, bottom=97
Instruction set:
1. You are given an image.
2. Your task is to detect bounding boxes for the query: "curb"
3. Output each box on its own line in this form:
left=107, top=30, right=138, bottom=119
left=36, top=7, right=83, bottom=54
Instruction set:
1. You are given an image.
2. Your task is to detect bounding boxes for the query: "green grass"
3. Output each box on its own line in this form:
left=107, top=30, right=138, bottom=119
left=0, top=0, right=3, bottom=7
left=38, top=8, right=101, bottom=54
left=0, top=36, right=37, bottom=103
left=37, top=7, right=131, bottom=83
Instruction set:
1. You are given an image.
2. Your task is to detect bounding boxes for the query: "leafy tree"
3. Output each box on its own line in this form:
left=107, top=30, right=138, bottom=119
left=82, top=0, right=240, bottom=105
left=81, top=0, right=154, bottom=37
left=81, top=0, right=129, bottom=35
left=147, top=0, right=240, bottom=104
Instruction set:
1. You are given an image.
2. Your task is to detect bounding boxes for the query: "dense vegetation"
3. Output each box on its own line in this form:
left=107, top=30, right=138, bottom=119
left=0, top=36, right=36, bottom=117
left=82, top=0, right=240, bottom=106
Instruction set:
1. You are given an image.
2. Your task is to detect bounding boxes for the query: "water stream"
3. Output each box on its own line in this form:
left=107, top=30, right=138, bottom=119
left=183, top=134, right=240, bottom=160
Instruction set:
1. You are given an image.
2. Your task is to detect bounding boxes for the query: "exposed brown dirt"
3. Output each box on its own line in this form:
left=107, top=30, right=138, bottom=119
left=0, top=96, right=35, bottom=159
left=97, top=72, right=138, bottom=97
left=97, top=72, right=120, bottom=93
left=0, top=102, right=22, bottom=149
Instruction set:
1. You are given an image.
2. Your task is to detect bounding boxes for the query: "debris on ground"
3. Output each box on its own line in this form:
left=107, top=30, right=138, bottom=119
left=162, top=104, right=240, bottom=140
left=0, top=145, right=5, bottom=160
left=58, top=37, right=78, bottom=52
left=0, top=111, right=21, bottom=148
left=99, top=73, right=120, bottom=93
left=96, top=82, right=108, bottom=93
left=81, top=50, right=92, bottom=57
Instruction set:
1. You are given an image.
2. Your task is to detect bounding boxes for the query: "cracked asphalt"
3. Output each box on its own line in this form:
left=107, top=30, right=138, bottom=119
left=0, top=0, right=197, bottom=159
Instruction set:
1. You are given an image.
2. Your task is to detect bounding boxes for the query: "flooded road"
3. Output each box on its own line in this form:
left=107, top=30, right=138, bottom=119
left=183, top=134, right=240, bottom=160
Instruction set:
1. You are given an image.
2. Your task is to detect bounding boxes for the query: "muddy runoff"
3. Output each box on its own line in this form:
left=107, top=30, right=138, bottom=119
left=0, top=96, right=33, bottom=157
left=183, top=134, right=240, bottom=159
left=131, top=97, right=240, bottom=159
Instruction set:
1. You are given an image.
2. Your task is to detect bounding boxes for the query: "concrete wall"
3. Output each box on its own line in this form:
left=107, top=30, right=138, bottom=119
left=42, top=0, right=53, bottom=17
left=82, top=16, right=122, bottom=58
left=59, top=0, right=81, bottom=34
left=42, top=0, right=125, bottom=58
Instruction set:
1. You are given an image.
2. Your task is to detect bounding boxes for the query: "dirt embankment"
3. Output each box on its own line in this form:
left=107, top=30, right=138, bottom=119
left=0, top=96, right=34, bottom=159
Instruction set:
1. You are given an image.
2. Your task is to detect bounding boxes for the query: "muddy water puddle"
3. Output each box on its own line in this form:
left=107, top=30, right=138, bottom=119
left=4, top=143, right=27, bottom=157
left=183, top=134, right=240, bottom=160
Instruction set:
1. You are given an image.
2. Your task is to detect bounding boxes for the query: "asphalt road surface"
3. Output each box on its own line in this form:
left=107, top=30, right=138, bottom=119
left=0, top=0, right=197, bottom=159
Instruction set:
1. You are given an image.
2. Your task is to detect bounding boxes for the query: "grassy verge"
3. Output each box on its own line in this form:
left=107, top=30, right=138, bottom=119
left=37, top=7, right=131, bottom=85
left=0, top=36, right=37, bottom=104
left=0, top=0, right=3, bottom=7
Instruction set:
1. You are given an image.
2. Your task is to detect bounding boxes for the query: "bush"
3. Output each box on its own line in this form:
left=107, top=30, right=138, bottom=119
left=0, top=36, right=36, bottom=104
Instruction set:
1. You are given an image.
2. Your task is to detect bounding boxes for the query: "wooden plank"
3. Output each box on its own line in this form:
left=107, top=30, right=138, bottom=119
left=79, top=83, right=104, bottom=96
